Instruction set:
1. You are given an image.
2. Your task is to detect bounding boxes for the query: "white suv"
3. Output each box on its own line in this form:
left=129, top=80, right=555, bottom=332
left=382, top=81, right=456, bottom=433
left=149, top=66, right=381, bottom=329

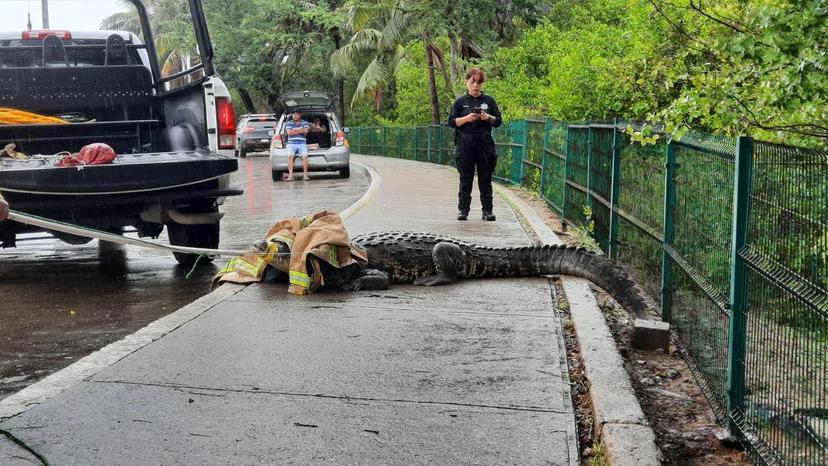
left=269, top=91, right=350, bottom=181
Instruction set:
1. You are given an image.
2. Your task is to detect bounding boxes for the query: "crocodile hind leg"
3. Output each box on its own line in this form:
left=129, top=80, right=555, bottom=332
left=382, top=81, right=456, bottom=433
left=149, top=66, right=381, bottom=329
left=414, top=242, right=464, bottom=286
left=341, top=267, right=390, bottom=291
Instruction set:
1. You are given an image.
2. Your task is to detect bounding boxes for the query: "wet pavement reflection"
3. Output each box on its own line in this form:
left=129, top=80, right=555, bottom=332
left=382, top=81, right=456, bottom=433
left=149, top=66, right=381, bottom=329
left=0, top=155, right=369, bottom=398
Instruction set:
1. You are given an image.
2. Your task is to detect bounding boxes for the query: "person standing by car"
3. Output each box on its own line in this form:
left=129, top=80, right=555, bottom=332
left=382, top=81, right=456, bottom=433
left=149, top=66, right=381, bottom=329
left=0, top=192, right=8, bottom=221
left=448, top=67, right=502, bottom=221
left=284, top=110, right=312, bottom=181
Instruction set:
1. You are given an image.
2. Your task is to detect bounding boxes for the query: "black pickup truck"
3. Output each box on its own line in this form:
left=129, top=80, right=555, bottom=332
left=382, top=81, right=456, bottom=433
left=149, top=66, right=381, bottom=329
left=0, top=0, right=240, bottom=265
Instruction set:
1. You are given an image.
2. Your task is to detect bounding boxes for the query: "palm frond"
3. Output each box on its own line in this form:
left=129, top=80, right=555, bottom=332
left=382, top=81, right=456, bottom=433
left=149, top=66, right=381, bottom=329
left=428, top=43, right=447, bottom=69
left=99, top=12, right=141, bottom=35
left=350, top=58, right=390, bottom=108
left=330, top=29, right=383, bottom=77
left=343, top=2, right=373, bottom=32
left=381, top=10, right=412, bottom=51
left=350, top=29, right=384, bottom=46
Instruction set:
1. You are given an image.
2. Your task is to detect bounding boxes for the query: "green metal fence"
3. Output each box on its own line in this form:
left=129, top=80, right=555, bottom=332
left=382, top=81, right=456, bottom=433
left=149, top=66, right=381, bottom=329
left=348, top=121, right=827, bottom=465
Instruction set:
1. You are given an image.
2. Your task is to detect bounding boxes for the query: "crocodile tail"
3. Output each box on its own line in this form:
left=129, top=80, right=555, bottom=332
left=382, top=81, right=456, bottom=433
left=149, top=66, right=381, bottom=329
left=563, top=247, right=649, bottom=318
left=511, top=244, right=650, bottom=319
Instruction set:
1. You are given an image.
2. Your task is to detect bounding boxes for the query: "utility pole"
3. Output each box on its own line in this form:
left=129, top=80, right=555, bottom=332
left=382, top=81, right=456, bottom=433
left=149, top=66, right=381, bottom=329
left=41, top=0, right=50, bottom=28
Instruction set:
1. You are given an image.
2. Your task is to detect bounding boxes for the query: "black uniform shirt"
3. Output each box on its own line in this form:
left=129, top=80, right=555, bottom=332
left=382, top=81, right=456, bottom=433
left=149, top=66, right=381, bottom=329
left=448, top=92, right=503, bottom=135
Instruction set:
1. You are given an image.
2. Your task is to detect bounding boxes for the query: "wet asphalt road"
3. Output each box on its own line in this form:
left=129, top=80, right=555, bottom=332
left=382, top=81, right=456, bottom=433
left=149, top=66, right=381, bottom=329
left=0, top=154, right=370, bottom=399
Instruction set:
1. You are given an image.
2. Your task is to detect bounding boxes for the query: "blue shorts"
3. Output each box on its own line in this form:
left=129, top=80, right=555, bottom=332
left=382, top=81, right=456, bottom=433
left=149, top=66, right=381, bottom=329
left=286, top=143, right=308, bottom=158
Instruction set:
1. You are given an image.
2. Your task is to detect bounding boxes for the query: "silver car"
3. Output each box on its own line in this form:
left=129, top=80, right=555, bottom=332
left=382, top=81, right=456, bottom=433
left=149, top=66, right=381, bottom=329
left=269, top=91, right=350, bottom=181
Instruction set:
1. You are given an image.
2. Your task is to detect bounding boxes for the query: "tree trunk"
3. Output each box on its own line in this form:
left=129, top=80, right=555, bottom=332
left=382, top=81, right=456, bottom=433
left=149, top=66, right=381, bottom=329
left=424, top=37, right=440, bottom=125
left=236, top=87, right=257, bottom=114
left=448, top=31, right=459, bottom=82
left=439, top=60, right=456, bottom=100
left=332, top=28, right=346, bottom=125
left=373, top=86, right=382, bottom=116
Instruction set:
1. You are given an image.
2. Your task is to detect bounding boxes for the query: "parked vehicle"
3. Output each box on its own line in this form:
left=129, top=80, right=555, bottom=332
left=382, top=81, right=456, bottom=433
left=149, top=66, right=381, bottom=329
left=0, top=0, right=241, bottom=265
left=235, top=114, right=277, bottom=157
left=269, top=91, right=350, bottom=181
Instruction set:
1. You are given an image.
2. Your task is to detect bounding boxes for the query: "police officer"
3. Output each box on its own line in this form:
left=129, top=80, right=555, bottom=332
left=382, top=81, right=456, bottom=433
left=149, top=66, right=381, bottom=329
left=448, top=67, right=502, bottom=221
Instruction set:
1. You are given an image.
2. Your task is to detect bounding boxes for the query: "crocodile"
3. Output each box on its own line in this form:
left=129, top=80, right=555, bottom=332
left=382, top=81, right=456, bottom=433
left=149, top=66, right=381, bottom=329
left=257, top=231, right=650, bottom=318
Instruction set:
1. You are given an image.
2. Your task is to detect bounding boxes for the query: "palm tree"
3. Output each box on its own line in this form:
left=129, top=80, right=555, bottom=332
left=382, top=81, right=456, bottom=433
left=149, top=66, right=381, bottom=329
left=100, top=0, right=196, bottom=83
left=333, top=1, right=452, bottom=123
left=331, top=2, right=408, bottom=115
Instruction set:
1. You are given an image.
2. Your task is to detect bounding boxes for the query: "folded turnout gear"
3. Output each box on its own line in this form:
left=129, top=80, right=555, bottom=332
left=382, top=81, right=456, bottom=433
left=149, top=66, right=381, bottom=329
left=213, top=210, right=368, bottom=294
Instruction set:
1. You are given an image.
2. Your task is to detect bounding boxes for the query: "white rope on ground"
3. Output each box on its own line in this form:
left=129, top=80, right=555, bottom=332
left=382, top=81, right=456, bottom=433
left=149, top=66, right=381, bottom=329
left=3, top=160, right=382, bottom=258
left=7, top=210, right=250, bottom=258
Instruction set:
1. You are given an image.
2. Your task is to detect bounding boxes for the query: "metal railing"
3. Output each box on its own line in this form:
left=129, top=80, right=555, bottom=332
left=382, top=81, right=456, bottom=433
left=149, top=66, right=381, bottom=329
left=348, top=120, right=827, bottom=466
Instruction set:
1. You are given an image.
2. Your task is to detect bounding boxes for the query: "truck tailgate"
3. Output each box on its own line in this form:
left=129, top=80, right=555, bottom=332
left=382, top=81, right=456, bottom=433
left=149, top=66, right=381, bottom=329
left=0, top=149, right=237, bottom=195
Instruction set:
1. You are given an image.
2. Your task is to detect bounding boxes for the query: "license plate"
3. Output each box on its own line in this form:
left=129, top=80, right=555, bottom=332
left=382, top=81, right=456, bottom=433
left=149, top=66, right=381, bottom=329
left=260, top=139, right=269, bottom=143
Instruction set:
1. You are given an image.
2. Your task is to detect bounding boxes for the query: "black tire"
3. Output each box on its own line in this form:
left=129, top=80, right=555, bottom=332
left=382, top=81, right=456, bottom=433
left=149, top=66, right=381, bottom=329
left=167, top=222, right=220, bottom=266
left=339, top=165, right=350, bottom=179
left=239, top=145, right=247, bottom=158
left=272, top=170, right=285, bottom=182
left=234, top=139, right=241, bottom=157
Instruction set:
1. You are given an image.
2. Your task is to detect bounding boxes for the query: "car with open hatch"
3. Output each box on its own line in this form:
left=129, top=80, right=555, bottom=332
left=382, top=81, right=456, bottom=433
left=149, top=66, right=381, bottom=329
left=269, top=91, right=350, bottom=181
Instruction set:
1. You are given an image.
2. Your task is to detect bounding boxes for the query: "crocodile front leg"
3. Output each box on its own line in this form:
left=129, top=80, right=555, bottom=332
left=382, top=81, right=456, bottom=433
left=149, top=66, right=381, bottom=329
left=413, top=242, right=464, bottom=286
left=341, top=267, right=391, bottom=291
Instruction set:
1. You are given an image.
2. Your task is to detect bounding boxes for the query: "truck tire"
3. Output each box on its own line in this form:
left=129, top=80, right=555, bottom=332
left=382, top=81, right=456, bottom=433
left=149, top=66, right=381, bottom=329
left=167, top=222, right=220, bottom=266
left=272, top=170, right=284, bottom=182
left=339, top=165, right=350, bottom=179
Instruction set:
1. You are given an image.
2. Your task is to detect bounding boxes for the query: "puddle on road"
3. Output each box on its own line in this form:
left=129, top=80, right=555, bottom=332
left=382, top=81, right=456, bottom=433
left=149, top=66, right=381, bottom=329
left=0, top=241, right=216, bottom=398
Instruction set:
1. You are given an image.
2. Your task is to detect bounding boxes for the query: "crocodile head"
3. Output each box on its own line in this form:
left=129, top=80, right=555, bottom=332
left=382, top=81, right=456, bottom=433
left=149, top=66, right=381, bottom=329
left=253, top=238, right=291, bottom=272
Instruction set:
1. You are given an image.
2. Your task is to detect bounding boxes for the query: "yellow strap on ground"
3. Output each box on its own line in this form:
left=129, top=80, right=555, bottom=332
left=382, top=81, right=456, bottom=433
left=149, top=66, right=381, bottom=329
left=0, top=108, right=68, bottom=125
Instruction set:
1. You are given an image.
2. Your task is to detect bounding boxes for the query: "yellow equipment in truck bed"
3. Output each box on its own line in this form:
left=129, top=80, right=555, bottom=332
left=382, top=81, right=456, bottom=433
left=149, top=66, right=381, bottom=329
left=0, top=108, right=67, bottom=125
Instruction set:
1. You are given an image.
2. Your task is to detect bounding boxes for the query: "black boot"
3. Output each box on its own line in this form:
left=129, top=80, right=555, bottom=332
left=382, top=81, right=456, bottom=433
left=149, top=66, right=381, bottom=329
left=482, top=211, right=496, bottom=221
left=457, top=211, right=468, bottom=221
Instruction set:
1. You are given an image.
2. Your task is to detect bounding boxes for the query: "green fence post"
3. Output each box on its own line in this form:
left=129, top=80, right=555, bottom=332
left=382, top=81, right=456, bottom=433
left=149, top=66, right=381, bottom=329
left=608, top=119, right=621, bottom=260
left=661, top=139, right=677, bottom=323
left=521, top=119, right=529, bottom=186
left=586, top=125, right=593, bottom=210
left=436, top=125, right=443, bottom=165
left=427, top=126, right=432, bottom=163
left=382, top=126, right=388, bottom=157
left=539, top=118, right=549, bottom=196
left=561, top=125, right=572, bottom=231
left=415, top=127, right=421, bottom=161
left=726, top=136, right=753, bottom=437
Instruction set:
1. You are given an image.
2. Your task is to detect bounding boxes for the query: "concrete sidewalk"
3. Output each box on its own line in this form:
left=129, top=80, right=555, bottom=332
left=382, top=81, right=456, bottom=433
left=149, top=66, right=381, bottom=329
left=1, top=155, right=578, bottom=465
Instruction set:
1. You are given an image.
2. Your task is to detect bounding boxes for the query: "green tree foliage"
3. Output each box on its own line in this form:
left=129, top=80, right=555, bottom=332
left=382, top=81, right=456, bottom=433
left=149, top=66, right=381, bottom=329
left=137, top=0, right=825, bottom=147
left=388, top=41, right=456, bottom=126
left=101, top=0, right=199, bottom=79
left=204, top=0, right=343, bottom=113
left=652, top=0, right=827, bottom=146
left=484, top=0, right=678, bottom=122
left=331, top=0, right=408, bottom=113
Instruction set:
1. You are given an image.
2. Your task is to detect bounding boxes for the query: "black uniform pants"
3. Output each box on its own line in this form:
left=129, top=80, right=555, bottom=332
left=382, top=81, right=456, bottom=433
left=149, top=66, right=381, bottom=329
left=455, top=132, right=497, bottom=214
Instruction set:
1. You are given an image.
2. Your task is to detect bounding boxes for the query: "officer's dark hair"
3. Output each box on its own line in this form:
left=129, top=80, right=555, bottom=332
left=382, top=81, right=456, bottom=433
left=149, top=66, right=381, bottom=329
left=465, top=67, right=485, bottom=83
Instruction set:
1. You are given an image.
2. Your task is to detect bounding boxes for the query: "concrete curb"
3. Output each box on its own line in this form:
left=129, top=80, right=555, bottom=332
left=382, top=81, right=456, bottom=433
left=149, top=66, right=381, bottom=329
left=340, top=161, right=381, bottom=221
left=495, top=184, right=662, bottom=466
